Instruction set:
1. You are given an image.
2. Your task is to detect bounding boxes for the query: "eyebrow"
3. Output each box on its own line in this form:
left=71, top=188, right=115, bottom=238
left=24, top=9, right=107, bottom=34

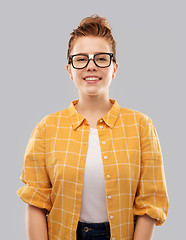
left=73, top=52, right=107, bottom=55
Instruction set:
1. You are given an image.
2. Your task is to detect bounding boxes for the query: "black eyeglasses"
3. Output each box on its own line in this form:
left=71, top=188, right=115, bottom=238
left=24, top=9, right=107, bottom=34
left=68, top=52, right=116, bottom=69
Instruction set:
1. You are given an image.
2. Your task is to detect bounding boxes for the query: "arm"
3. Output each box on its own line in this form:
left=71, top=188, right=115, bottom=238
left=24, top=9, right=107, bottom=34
left=26, top=204, right=48, bottom=240
left=133, top=214, right=156, bottom=240
left=133, top=116, right=169, bottom=227
left=17, top=118, right=52, bottom=239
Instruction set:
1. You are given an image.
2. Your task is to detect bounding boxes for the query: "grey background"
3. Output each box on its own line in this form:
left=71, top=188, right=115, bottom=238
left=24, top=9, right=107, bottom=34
left=1, top=0, right=185, bottom=239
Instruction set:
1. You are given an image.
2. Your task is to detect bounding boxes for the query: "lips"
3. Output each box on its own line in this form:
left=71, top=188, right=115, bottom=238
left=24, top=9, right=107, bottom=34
left=83, top=75, right=102, bottom=81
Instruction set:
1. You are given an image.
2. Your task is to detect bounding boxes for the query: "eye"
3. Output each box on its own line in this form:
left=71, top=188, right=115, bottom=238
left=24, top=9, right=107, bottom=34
left=77, top=58, right=87, bottom=62
left=73, top=56, right=88, bottom=62
left=95, top=54, right=109, bottom=62
left=97, top=57, right=107, bottom=61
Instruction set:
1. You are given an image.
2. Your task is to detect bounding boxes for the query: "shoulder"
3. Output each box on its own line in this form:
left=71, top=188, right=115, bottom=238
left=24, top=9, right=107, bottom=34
left=119, top=106, right=152, bottom=127
left=37, top=107, right=69, bottom=129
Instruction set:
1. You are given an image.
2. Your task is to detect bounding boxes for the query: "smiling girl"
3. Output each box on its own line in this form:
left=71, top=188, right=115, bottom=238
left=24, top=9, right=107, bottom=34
left=17, top=14, right=169, bottom=240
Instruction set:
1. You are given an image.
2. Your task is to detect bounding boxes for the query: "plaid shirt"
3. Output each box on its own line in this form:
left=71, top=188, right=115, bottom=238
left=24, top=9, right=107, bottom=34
left=17, top=99, right=169, bottom=240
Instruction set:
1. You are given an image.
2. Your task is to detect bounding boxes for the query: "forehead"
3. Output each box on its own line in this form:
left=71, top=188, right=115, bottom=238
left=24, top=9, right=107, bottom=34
left=71, top=36, right=111, bottom=54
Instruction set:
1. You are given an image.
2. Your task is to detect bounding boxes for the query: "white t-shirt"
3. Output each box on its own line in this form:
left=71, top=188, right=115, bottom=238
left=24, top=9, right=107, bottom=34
left=79, top=127, right=109, bottom=223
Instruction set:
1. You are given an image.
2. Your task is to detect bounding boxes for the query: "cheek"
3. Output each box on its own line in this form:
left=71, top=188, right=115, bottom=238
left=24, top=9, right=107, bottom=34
left=103, top=69, right=113, bottom=78
left=72, top=70, right=81, bottom=80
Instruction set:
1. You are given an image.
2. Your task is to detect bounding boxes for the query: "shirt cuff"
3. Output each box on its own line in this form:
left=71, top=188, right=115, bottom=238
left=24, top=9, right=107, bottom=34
left=17, top=184, right=52, bottom=213
left=133, top=204, right=168, bottom=226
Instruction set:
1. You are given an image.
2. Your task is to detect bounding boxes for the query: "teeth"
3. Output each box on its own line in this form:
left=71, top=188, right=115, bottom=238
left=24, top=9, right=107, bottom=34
left=84, top=77, right=100, bottom=81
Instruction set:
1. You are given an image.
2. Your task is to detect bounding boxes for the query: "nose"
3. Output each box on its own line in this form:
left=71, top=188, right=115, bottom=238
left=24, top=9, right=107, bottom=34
left=86, top=58, right=97, bottom=70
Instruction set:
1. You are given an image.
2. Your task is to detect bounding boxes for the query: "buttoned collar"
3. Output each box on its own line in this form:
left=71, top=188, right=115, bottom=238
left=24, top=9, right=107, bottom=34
left=68, top=99, right=121, bottom=130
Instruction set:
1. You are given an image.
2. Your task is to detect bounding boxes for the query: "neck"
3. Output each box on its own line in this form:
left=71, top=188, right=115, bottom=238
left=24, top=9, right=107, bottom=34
left=75, top=95, right=113, bottom=115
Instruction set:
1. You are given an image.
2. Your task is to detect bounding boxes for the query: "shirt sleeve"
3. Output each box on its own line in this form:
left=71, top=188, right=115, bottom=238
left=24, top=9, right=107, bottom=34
left=133, top=115, right=169, bottom=226
left=16, top=117, right=52, bottom=213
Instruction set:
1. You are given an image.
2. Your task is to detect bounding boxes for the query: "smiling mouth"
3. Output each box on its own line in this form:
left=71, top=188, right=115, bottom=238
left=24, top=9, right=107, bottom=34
left=83, top=77, right=102, bottom=81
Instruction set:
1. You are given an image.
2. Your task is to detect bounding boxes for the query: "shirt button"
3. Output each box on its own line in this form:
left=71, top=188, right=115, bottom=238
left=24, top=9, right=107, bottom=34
left=108, top=195, right=112, bottom=199
left=106, top=175, right=110, bottom=179
left=102, top=141, right=105, bottom=144
left=99, top=119, right=103, bottom=122
left=112, top=237, right=116, bottom=240
left=99, top=125, right=103, bottom=129
left=110, top=215, right=113, bottom=219
left=104, top=156, right=107, bottom=159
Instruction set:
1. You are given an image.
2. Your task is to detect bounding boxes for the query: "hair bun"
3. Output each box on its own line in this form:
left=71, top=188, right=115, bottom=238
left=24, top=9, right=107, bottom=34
left=79, top=14, right=112, bottom=31
left=67, top=14, right=116, bottom=60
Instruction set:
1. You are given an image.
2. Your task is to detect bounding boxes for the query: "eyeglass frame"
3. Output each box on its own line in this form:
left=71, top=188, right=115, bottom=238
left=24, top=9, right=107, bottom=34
left=68, top=52, right=116, bottom=69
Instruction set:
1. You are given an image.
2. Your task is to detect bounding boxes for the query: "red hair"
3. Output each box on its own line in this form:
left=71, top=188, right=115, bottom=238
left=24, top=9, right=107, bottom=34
left=67, top=14, right=117, bottom=61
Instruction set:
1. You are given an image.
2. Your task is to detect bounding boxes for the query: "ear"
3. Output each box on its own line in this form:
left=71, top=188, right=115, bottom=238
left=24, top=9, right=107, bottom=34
left=112, top=62, right=119, bottom=79
left=66, top=64, right=73, bottom=80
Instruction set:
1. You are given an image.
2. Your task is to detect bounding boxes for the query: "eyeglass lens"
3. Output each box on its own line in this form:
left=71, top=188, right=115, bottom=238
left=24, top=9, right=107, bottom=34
left=72, top=53, right=111, bottom=69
